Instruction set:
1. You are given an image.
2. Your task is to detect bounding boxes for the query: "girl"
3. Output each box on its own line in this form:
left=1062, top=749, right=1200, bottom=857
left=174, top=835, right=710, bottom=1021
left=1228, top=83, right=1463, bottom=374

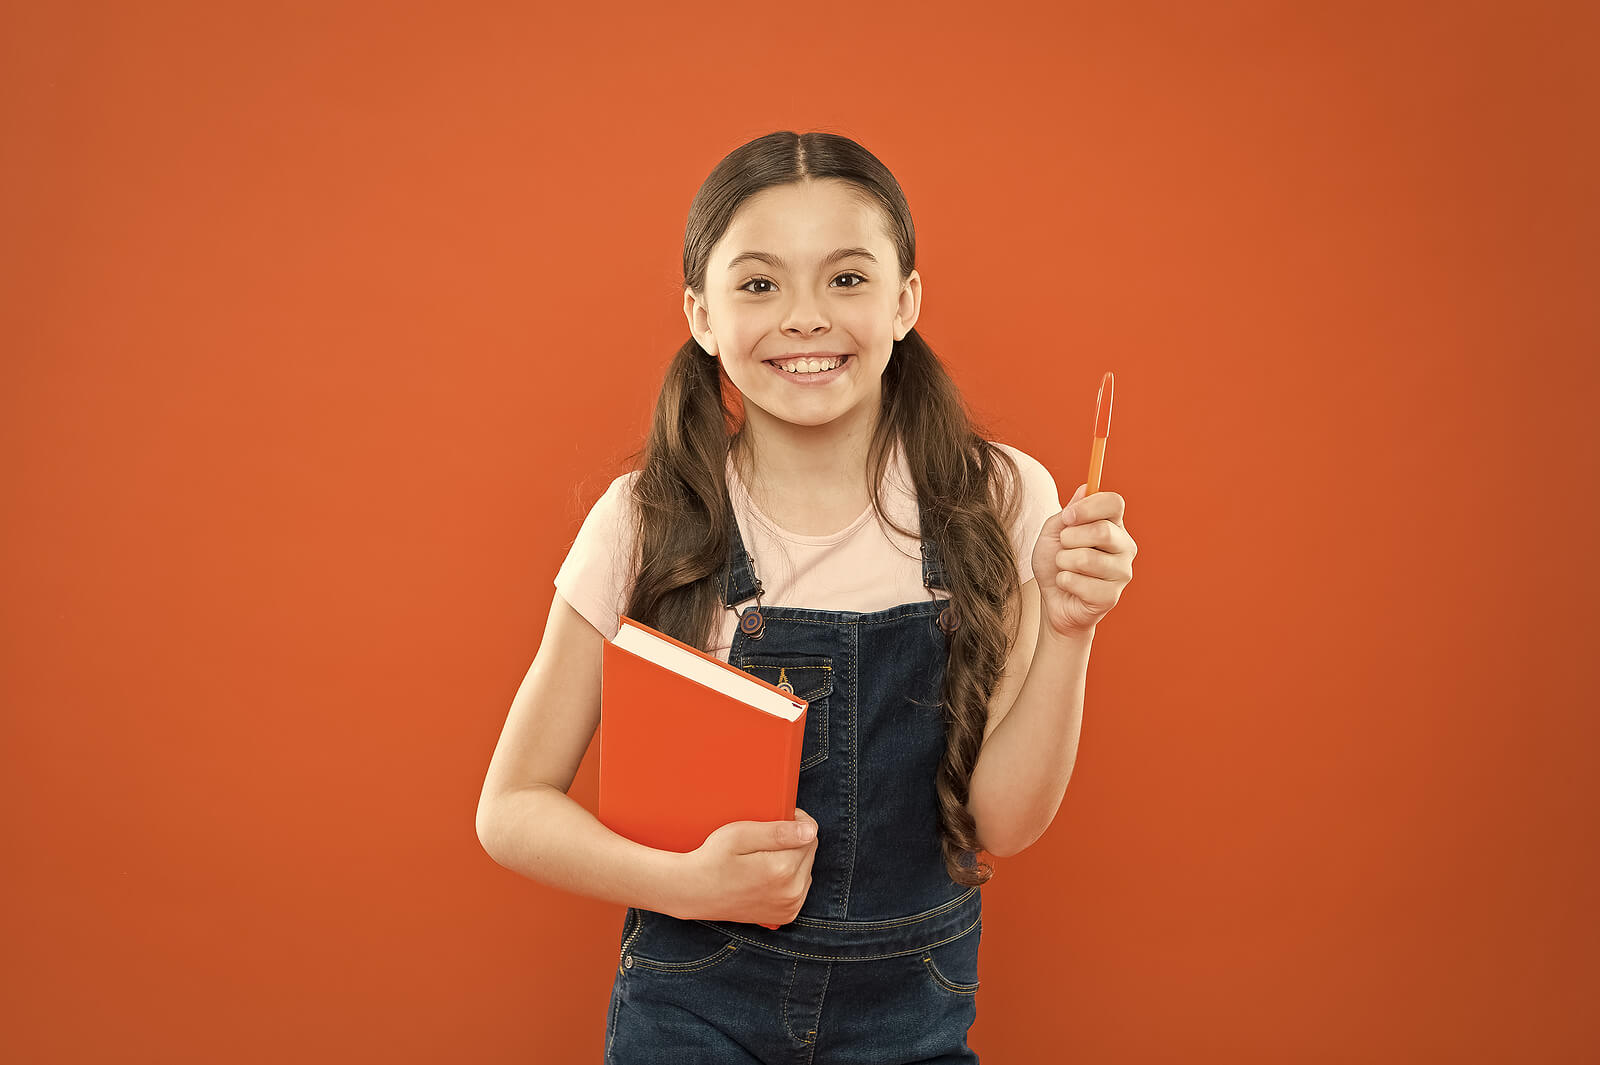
left=477, top=130, right=1137, bottom=1064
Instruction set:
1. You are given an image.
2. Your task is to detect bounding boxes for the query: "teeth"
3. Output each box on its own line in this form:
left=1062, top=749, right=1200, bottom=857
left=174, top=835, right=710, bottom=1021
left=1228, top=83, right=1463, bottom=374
left=778, top=356, right=844, bottom=374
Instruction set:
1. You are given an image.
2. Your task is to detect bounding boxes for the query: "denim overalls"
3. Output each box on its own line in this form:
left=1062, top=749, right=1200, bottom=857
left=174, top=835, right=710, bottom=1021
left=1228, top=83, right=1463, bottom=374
left=604, top=490, right=984, bottom=1065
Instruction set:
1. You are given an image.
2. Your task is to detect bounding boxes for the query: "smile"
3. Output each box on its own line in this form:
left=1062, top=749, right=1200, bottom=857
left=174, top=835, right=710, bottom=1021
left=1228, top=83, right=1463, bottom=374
left=764, top=354, right=852, bottom=383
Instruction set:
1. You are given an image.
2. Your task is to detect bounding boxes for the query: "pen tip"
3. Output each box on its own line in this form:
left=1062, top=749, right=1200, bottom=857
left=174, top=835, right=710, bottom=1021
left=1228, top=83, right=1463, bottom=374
left=1094, top=371, right=1114, bottom=437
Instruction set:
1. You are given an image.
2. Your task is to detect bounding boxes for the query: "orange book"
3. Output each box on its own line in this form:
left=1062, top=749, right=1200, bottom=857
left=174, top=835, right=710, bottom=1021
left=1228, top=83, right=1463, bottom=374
left=599, top=615, right=810, bottom=860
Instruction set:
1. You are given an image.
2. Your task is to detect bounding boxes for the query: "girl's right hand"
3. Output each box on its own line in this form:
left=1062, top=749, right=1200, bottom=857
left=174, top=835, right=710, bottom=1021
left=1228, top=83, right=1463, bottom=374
left=678, top=808, right=819, bottom=925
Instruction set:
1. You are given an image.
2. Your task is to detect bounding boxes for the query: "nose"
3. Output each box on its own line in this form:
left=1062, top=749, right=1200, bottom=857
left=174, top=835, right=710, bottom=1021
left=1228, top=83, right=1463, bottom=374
left=780, top=290, right=829, bottom=336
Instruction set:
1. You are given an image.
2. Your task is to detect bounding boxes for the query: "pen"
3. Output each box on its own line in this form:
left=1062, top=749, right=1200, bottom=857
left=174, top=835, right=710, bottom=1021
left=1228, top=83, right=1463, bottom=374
left=1087, top=371, right=1114, bottom=496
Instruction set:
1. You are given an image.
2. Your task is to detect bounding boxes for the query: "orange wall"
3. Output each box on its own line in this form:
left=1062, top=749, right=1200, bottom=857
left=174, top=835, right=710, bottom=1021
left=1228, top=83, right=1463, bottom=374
left=3, top=2, right=1596, bottom=1061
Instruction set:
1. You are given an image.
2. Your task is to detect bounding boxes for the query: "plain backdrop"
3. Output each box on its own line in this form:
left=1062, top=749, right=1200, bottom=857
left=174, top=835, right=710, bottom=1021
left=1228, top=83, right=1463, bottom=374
left=3, top=1, right=1596, bottom=1061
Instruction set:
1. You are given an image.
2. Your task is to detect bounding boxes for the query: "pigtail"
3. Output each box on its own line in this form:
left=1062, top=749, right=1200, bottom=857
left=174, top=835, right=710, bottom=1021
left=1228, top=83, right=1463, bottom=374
left=621, top=341, right=739, bottom=651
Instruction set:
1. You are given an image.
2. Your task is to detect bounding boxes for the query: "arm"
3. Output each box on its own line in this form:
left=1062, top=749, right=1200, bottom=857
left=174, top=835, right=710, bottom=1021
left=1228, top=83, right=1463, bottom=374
left=475, top=591, right=699, bottom=919
left=965, top=577, right=1092, bottom=858
left=969, top=476, right=1134, bottom=857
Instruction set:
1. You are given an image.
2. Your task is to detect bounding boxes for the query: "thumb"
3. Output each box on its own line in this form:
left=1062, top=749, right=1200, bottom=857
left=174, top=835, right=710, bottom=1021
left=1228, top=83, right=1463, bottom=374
left=791, top=809, right=817, bottom=844
left=1069, top=482, right=1088, bottom=504
left=731, top=817, right=812, bottom=853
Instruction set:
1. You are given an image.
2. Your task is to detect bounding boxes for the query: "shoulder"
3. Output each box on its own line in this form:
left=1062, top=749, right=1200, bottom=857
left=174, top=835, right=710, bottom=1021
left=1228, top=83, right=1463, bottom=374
left=606, top=468, right=645, bottom=496
left=583, top=469, right=643, bottom=516
left=554, top=470, right=645, bottom=643
left=566, top=469, right=645, bottom=549
left=986, top=440, right=1049, bottom=478
left=607, top=468, right=645, bottom=501
left=984, top=440, right=1059, bottom=505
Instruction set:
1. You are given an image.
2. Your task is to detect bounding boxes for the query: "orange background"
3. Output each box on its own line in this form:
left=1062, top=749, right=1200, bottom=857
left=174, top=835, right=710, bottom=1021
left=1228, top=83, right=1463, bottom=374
left=4, top=2, right=1597, bottom=1061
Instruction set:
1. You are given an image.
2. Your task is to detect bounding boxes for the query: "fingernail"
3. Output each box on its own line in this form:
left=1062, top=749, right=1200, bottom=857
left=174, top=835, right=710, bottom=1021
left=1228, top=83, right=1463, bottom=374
left=798, top=822, right=816, bottom=841
left=1064, top=505, right=1078, bottom=525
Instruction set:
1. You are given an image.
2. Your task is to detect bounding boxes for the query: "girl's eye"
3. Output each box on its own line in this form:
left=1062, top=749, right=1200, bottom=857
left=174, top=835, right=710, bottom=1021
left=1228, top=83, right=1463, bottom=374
left=739, top=272, right=867, bottom=295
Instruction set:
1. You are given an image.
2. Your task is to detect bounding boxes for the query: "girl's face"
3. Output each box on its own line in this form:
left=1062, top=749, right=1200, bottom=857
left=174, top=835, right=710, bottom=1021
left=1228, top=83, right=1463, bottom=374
left=685, top=178, right=920, bottom=442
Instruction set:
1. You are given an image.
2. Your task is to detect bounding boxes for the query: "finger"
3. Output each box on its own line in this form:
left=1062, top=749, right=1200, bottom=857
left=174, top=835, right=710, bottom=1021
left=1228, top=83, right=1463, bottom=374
left=1102, top=492, right=1126, bottom=527
left=1053, top=566, right=1119, bottom=614
left=1058, top=516, right=1124, bottom=552
left=1055, top=546, right=1123, bottom=580
left=1066, top=489, right=1125, bottom=529
left=1065, top=485, right=1086, bottom=517
left=1037, top=506, right=1068, bottom=547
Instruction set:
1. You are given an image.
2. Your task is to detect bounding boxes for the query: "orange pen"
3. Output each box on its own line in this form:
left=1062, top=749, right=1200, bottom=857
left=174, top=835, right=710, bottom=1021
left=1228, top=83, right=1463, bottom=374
left=1086, top=371, right=1114, bottom=496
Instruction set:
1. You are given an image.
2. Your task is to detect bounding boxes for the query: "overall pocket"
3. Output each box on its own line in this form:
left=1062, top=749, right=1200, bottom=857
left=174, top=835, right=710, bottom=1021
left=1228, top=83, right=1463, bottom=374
left=919, top=917, right=982, bottom=996
left=620, top=910, right=743, bottom=976
left=735, top=654, right=833, bottom=771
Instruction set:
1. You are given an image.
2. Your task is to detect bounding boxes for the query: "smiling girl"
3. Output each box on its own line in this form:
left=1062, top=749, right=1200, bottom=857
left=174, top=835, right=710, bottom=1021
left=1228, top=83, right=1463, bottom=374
left=477, top=130, right=1136, bottom=1063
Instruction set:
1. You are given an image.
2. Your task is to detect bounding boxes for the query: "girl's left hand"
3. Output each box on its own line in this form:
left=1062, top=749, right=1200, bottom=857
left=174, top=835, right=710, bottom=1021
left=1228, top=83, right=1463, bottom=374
left=1030, top=483, right=1137, bottom=639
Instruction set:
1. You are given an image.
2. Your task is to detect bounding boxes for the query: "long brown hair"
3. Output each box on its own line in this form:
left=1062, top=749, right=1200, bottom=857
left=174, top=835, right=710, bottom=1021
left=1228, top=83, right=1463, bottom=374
left=620, top=131, right=1023, bottom=885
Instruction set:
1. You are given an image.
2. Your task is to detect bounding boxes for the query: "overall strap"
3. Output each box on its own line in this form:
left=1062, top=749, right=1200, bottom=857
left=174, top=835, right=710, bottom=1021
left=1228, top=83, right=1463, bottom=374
left=919, top=502, right=962, bottom=634
left=918, top=501, right=951, bottom=594
left=717, top=486, right=763, bottom=609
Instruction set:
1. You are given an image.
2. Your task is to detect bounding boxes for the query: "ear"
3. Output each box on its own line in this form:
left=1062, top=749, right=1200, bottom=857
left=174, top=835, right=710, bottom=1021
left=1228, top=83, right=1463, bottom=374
left=893, top=270, right=921, bottom=341
left=684, top=286, right=717, bottom=357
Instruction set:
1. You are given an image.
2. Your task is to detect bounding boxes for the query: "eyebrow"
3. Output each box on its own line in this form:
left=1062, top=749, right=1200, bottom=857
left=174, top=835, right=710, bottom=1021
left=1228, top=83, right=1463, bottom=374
left=725, top=247, right=879, bottom=273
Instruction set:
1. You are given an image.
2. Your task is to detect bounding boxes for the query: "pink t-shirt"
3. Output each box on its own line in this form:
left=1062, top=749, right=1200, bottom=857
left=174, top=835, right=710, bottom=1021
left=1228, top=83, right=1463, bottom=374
left=554, top=438, right=1062, bottom=662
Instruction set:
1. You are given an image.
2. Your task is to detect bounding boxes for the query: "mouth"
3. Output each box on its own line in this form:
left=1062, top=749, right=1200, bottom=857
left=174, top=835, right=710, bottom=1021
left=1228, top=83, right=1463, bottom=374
left=764, top=354, right=853, bottom=383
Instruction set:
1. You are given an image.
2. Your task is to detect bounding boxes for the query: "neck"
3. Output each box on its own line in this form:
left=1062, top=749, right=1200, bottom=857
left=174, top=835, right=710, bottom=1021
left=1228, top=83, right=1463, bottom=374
left=734, top=405, right=882, bottom=509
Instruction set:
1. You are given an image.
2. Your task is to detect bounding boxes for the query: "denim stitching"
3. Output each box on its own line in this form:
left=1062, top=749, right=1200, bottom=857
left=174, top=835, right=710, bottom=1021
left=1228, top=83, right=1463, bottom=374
left=736, top=661, right=832, bottom=770
left=737, top=663, right=831, bottom=694
left=788, top=886, right=977, bottom=930
left=605, top=977, right=620, bottom=1062
left=841, top=620, right=859, bottom=918
left=780, top=957, right=810, bottom=1046
left=778, top=954, right=833, bottom=1052
left=780, top=958, right=802, bottom=1043
left=806, top=959, right=832, bottom=1062
left=725, top=605, right=946, bottom=628
left=608, top=909, right=641, bottom=1062
left=630, top=944, right=740, bottom=973
left=623, top=911, right=746, bottom=973
left=922, top=918, right=982, bottom=994
left=618, top=907, right=642, bottom=966
left=695, top=912, right=983, bottom=964
left=923, top=954, right=981, bottom=995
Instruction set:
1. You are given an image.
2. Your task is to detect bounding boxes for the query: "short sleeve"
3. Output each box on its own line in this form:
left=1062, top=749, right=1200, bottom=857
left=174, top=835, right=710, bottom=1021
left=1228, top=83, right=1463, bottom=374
left=993, top=443, right=1062, bottom=587
left=553, top=471, right=641, bottom=641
